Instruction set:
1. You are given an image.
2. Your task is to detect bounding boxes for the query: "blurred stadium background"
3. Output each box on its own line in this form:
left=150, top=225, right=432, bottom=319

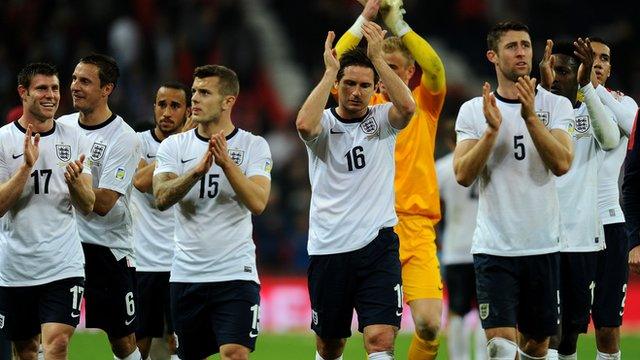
left=2, top=0, right=640, bottom=357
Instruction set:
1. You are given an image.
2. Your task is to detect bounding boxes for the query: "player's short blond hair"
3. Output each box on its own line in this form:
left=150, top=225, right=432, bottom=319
left=383, top=37, right=415, bottom=68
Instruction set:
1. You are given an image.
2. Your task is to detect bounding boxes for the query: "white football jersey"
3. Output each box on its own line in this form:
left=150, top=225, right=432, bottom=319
left=556, top=103, right=609, bottom=252
left=0, top=121, right=91, bottom=286
left=132, top=130, right=175, bottom=272
left=436, top=152, right=477, bottom=265
left=154, top=128, right=272, bottom=283
left=596, top=88, right=638, bottom=225
left=57, top=113, right=141, bottom=260
left=455, top=88, right=573, bottom=256
left=303, top=104, right=399, bottom=255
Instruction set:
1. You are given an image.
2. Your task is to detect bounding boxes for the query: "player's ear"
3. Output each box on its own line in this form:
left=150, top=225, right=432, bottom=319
left=101, top=83, right=115, bottom=97
left=17, top=85, right=28, bottom=101
left=486, top=50, right=498, bottom=64
left=406, top=64, right=416, bottom=79
left=222, top=95, right=236, bottom=111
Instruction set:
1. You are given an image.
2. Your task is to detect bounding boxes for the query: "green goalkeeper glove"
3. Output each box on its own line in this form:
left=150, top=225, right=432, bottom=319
left=381, top=0, right=411, bottom=37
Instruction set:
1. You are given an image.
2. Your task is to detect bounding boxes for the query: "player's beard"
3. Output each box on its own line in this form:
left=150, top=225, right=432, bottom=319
left=503, top=65, right=530, bottom=83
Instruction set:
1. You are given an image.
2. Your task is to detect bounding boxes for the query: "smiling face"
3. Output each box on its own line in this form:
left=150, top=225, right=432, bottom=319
left=70, top=62, right=111, bottom=113
left=336, top=65, right=376, bottom=117
left=488, top=30, right=532, bottom=82
left=19, top=74, right=60, bottom=122
left=154, top=86, right=189, bottom=136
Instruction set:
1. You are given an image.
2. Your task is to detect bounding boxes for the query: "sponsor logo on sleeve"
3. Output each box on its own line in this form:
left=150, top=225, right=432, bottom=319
left=264, top=160, right=272, bottom=173
left=115, top=167, right=126, bottom=181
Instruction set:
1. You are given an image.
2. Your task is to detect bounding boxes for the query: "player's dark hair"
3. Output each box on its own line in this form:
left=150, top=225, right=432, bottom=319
left=337, top=47, right=379, bottom=84
left=159, top=81, right=192, bottom=107
left=552, top=41, right=580, bottom=72
left=193, top=65, right=240, bottom=97
left=79, top=53, right=120, bottom=88
left=487, top=21, right=530, bottom=51
left=588, top=36, right=609, bottom=48
left=17, top=63, right=58, bottom=88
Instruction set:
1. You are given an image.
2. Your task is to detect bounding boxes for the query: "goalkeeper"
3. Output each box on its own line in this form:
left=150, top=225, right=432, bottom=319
left=336, top=1, right=446, bottom=359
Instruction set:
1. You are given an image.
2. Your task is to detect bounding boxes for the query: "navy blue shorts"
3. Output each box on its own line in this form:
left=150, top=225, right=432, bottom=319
left=170, top=280, right=260, bottom=359
left=444, top=263, right=477, bottom=316
left=593, top=223, right=629, bottom=328
left=0, top=277, right=84, bottom=341
left=474, top=252, right=560, bottom=338
left=559, top=252, right=598, bottom=333
left=308, top=227, right=402, bottom=339
left=136, top=271, right=172, bottom=339
left=82, top=243, right=137, bottom=338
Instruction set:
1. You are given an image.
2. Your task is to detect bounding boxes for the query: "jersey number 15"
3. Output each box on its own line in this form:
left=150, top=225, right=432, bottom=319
left=199, top=174, right=220, bottom=198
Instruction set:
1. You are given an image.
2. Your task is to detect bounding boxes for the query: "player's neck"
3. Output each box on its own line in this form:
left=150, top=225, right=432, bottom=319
left=153, top=127, right=177, bottom=142
left=17, top=115, right=54, bottom=134
left=196, top=118, right=235, bottom=138
left=495, top=81, right=520, bottom=101
left=78, top=105, right=113, bottom=127
left=336, top=105, right=368, bottom=120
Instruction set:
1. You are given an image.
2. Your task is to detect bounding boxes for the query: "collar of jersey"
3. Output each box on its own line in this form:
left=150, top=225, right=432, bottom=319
left=573, top=100, right=582, bottom=109
left=493, top=89, right=539, bottom=104
left=14, top=120, right=56, bottom=137
left=194, top=127, right=238, bottom=143
left=77, top=113, right=117, bottom=130
left=331, top=107, right=370, bottom=124
left=150, top=128, right=163, bottom=143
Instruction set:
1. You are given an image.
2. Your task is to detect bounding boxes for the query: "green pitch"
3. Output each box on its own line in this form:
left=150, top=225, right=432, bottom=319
left=69, top=331, right=640, bottom=359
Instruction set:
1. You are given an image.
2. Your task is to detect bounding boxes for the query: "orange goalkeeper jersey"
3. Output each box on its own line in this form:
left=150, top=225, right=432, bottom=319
left=371, top=84, right=445, bottom=222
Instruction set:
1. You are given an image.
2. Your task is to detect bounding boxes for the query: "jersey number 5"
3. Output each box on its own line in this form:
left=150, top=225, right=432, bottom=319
left=514, top=135, right=526, bottom=160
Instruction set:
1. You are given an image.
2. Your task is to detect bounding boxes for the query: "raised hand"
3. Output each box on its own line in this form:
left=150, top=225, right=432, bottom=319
left=539, top=39, right=555, bottom=89
left=361, top=0, right=381, bottom=21
left=380, top=0, right=409, bottom=36
left=362, top=21, right=387, bottom=62
left=482, top=82, right=502, bottom=132
left=65, top=154, right=86, bottom=186
left=193, top=145, right=214, bottom=177
left=574, top=37, right=595, bottom=87
left=210, top=131, right=233, bottom=169
left=23, top=124, right=40, bottom=168
left=515, top=76, right=538, bottom=121
left=323, top=31, right=340, bottom=75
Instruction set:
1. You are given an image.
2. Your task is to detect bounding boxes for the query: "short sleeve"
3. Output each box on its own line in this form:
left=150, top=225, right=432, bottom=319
left=549, top=96, right=574, bottom=133
left=97, top=130, right=141, bottom=194
left=246, top=136, right=272, bottom=179
left=0, top=138, right=8, bottom=183
left=455, top=101, right=480, bottom=142
left=137, top=132, right=149, bottom=161
left=300, top=113, right=329, bottom=150
left=154, top=136, right=180, bottom=176
left=374, top=103, right=400, bottom=134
